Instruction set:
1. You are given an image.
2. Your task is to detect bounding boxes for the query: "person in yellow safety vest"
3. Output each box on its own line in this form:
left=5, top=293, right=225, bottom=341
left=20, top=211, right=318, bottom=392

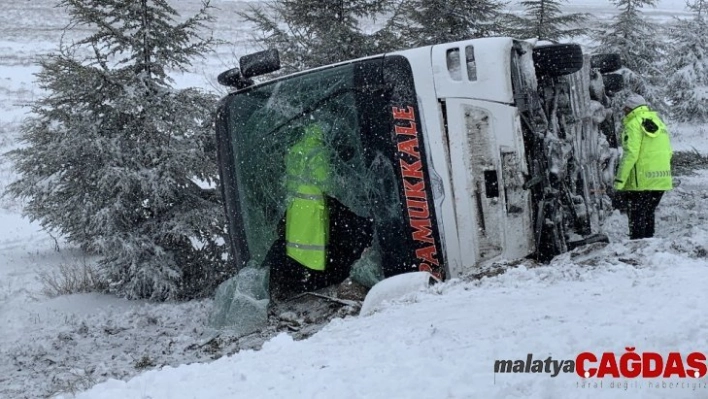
left=284, top=123, right=330, bottom=271
left=613, top=94, right=673, bottom=240
left=264, top=122, right=374, bottom=301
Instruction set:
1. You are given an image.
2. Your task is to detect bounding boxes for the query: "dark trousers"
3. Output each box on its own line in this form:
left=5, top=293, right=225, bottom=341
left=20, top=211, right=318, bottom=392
left=265, top=248, right=353, bottom=301
left=264, top=197, right=373, bottom=301
left=625, top=191, right=664, bottom=240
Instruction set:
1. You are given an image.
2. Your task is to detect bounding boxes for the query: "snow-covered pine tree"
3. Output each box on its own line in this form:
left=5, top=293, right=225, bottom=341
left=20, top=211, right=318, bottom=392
left=394, top=0, right=509, bottom=47
left=666, top=0, right=708, bottom=122
left=513, top=0, right=588, bottom=41
left=239, top=0, right=392, bottom=73
left=593, top=0, right=667, bottom=110
left=5, top=0, right=231, bottom=300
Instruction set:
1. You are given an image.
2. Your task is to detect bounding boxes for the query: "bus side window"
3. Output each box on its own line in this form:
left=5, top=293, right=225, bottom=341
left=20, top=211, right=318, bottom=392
left=446, top=48, right=462, bottom=81
left=465, top=45, right=477, bottom=81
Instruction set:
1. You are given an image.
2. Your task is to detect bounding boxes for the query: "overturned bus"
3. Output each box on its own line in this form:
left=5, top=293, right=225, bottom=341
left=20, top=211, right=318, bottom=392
left=213, top=37, right=622, bottom=309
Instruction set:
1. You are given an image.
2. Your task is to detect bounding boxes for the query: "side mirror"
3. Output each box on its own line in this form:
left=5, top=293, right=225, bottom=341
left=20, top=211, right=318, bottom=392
left=240, top=49, right=281, bottom=79
left=217, top=67, right=253, bottom=89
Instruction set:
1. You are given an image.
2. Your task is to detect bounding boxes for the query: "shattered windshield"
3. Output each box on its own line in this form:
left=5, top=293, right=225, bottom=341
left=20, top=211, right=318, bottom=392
left=225, top=62, right=397, bottom=266
left=220, top=57, right=446, bottom=281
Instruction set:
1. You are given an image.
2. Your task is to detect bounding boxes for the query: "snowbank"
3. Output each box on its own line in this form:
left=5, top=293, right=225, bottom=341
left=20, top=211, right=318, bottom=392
left=63, top=245, right=708, bottom=399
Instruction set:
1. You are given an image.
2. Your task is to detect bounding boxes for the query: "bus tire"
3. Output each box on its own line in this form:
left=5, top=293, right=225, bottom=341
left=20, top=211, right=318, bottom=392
left=591, top=53, right=622, bottom=73
left=533, top=44, right=584, bottom=77
left=603, top=73, right=624, bottom=96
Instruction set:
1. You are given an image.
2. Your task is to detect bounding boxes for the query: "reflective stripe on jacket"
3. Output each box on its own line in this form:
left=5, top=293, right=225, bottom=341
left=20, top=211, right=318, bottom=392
left=615, top=105, right=673, bottom=191
left=285, top=124, right=331, bottom=271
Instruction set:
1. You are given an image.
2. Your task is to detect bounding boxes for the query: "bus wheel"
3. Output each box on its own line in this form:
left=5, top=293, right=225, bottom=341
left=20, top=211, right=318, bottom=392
left=602, top=73, right=624, bottom=97
left=532, top=44, right=583, bottom=77
left=591, top=53, right=622, bottom=73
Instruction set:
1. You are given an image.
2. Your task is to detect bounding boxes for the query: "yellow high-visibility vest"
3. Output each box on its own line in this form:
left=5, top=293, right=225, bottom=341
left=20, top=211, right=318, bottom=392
left=284, top=124, right=331, bottom=271
left=615, top=105, right=673, bottom=191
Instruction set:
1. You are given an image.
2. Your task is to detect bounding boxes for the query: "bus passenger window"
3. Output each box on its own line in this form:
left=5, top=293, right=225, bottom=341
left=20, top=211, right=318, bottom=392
left=466, top=46, right=477, bottom=81
left=446, top=48, right=462, bottom=81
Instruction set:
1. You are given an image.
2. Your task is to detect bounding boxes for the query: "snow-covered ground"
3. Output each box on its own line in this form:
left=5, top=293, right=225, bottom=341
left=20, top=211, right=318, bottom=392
left=48, top=172, right=708, bottom=399
left=1, top=1, right=707, bottom=398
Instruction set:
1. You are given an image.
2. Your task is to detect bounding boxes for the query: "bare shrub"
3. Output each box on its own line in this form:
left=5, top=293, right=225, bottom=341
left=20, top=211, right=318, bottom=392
left=46, top=367, right=99, bottom=398
left=672, top=148, right=708, bottom=176
left=38, top=261, right=107, bottom=298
